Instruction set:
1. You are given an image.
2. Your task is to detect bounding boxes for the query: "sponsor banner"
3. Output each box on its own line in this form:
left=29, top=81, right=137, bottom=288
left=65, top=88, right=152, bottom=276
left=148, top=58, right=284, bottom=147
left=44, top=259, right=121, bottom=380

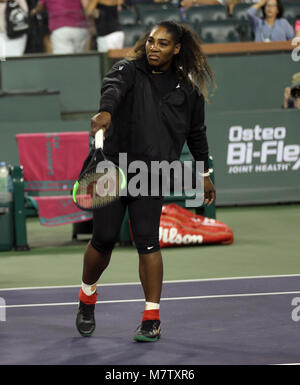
left=207, top=110, right=300, bottom=205
left=227, top=125, right=300, bottom=175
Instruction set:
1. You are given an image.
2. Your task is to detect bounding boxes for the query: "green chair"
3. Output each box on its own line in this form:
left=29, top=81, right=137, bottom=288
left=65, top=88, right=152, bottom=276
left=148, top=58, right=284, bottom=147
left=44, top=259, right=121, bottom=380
left=186, top=5, right=228, bottom=30
left=122, top=24, right=147, bottom=47
left=134, top=2, right=176, bottom=22
left=283, top=2, right=300, bottom=27
left=139, top=8, right=182, bottom=28
left=198, top=19, right=241, bottom=44
left=119, top=8, right=138, bottom=26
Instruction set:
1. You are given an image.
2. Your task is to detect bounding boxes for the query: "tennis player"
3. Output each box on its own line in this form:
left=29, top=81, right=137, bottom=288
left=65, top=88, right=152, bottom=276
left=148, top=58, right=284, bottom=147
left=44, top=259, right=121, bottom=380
left=76, top=20, right=216, bottom=342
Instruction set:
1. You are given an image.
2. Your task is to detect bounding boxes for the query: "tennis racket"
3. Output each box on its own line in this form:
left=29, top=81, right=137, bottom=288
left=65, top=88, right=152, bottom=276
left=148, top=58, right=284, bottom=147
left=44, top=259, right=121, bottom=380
left=73, top=130, right=126, bottom=210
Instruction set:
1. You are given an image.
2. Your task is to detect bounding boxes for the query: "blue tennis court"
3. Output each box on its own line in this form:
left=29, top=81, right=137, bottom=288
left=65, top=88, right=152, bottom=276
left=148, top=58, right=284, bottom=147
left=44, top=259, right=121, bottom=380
left=1, top=275, right=300, bottom=365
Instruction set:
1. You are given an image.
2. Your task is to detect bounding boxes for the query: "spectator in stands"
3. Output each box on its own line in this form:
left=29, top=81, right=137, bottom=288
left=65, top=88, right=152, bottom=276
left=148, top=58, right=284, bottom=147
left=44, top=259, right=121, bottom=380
left=85, top=0, right=124, bottom=53
left=283, top=72, right=300, bottom=110
left=0, top=0, right=29, bottom=57
left=32, top=0, right=89, bottom=54
left=246, top=0, right=294, bottom=42
left=25, top=0, right=51, bottom=53
left=295, top=20, right=300, bottom=37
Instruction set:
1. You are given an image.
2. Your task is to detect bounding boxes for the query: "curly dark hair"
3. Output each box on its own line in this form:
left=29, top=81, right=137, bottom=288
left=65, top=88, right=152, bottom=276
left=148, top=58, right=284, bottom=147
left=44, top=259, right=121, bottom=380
left=125, top=20, right=216, bottom=101
left=262, top=0, right=284, bottom=19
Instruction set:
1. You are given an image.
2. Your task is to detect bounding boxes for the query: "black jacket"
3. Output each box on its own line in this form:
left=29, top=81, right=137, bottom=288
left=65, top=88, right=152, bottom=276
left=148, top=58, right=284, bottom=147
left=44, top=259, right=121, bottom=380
left=99, top=58, right=209, bottom=171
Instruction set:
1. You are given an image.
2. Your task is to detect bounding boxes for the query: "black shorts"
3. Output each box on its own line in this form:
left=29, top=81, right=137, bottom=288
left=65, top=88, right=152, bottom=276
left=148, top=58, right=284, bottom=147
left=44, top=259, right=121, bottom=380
left=91, top=196, right=164, bottom=255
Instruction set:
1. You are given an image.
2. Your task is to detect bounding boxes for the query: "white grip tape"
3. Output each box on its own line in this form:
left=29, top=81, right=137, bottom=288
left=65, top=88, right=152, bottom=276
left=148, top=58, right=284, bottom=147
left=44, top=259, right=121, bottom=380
left=95, top=129, right=104, bottom=149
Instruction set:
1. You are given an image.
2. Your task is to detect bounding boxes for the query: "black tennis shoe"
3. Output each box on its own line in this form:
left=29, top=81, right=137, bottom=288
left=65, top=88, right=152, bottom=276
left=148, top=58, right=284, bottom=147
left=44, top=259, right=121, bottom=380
left=134, top=320, right=161, bottom=342
left=76, top=301, right=96, bottom=337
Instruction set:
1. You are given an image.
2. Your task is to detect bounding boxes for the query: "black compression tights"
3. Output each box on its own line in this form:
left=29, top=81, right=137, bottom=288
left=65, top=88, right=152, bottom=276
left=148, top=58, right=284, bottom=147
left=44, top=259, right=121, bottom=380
left=82, top=196, right=164, bottom=285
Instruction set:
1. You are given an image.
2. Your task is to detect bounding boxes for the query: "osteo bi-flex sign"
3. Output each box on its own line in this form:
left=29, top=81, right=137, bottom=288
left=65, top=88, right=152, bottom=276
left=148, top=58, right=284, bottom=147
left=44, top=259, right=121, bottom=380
left=226, top=125, right=300, bottom=174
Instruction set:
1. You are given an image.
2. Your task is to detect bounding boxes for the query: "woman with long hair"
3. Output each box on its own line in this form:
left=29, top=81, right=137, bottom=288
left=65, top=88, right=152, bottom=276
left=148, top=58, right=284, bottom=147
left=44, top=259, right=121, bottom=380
left=125, top=20, right=215, bottom=101
left=76, top=20, right=216, bottom=342
left=247, top=0, right=294, bottom=42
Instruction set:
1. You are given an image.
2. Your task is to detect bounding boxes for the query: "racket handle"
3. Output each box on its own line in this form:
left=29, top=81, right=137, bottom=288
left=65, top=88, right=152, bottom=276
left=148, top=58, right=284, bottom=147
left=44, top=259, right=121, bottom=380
left=95, top=129, right=104, bottom=149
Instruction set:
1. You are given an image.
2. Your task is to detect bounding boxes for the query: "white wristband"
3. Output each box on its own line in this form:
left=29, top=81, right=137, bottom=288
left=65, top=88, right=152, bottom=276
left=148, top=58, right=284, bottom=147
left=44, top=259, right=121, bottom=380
left=199, top=170, right=210, bottom=177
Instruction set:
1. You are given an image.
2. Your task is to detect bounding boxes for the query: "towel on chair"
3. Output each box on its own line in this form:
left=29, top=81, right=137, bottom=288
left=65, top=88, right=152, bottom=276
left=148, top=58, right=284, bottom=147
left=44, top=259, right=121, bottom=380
left=16, top=132, right=89, bottom=191
left=16, top=131, right=92, bottom=226
left=32, top=196, right=92, bottom=226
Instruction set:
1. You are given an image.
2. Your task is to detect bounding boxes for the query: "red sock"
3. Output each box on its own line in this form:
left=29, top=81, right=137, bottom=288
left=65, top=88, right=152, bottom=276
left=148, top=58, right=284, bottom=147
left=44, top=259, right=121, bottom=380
left=142, top=309, right=160, bottom=322
left=78, top=288, right=98, bottom=305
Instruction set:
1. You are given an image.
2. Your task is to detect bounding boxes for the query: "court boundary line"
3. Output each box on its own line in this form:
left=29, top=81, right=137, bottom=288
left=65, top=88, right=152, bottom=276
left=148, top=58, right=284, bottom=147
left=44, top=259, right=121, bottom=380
left=1, top=273, right=300, bottom=292
left=2, top=290, right=300, bottom=309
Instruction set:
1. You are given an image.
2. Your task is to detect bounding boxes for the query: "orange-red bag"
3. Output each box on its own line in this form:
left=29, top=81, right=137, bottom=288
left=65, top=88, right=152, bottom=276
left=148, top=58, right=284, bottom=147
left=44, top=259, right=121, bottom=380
left=159, top=204, right=234, bottom=247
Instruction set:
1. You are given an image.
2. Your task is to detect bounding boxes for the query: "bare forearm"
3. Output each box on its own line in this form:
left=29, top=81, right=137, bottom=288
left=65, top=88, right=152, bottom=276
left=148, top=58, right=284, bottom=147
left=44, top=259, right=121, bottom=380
left=196, top=0, right=220, bottom=4
left=252, top=0, right=267, bottom=10
left=81, top=0, right=90, bottom=10
left=181, top=0, right=220, bottom=8
left=99, top=0, right=120, bottom=6
left=32, top=1, right=45, bottom=14
left=86, top=0, right=99, bottom=15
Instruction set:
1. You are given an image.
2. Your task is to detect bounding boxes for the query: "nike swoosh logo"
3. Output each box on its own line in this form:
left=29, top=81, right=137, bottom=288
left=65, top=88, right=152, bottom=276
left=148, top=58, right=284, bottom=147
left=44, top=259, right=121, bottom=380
left=147, top=246, right=154, bottom=250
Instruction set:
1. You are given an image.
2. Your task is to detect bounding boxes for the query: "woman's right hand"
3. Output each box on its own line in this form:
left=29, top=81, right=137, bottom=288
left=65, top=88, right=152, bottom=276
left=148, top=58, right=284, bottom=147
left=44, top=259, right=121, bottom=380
left=91, top=111, right=111, bottom=137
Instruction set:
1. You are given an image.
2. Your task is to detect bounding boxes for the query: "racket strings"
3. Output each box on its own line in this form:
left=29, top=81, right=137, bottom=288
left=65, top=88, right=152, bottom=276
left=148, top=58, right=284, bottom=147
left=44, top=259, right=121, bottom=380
left=75, top=167, right=121, bottom=209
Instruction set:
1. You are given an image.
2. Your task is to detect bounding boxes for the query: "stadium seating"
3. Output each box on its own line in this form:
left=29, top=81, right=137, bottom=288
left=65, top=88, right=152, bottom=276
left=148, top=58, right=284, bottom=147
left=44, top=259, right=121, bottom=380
left=232, top=3, right=263, bottom=20
left=283, top=1, right=300, bottom=27
left=232, top=3, right=257, bottom=42
left=138, top=7, right=182, bottom=28
left=119, top=8, right=138, bottom=25
left=186, top=5, right=228, bottom=30
left=198, top=19, right=241, bottom=44
left=134, top=2, right=176, bottom=21
left=122, top=24, right=147, bottom=47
